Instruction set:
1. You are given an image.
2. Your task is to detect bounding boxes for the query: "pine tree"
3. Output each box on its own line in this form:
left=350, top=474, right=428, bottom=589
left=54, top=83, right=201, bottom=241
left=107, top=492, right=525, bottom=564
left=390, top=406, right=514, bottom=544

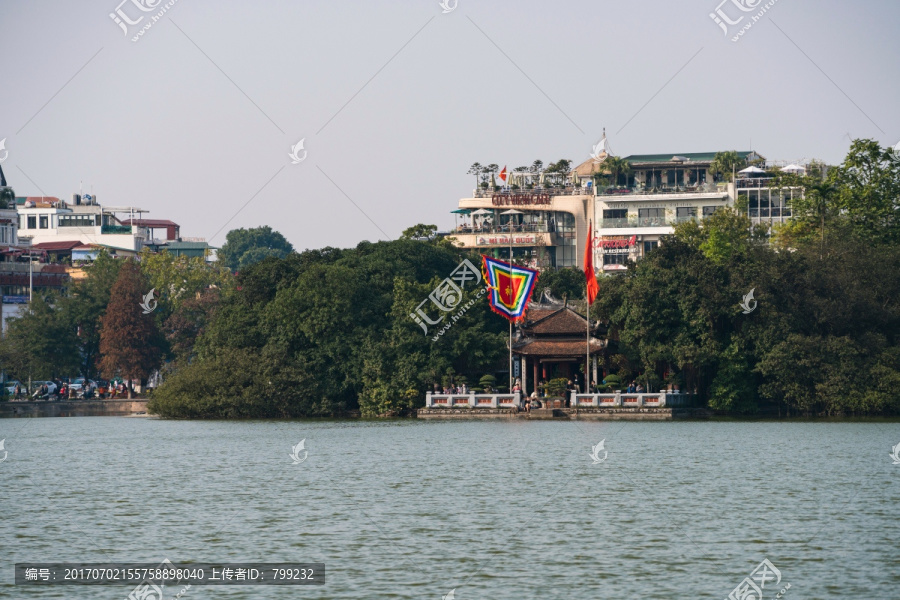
left=98, top=259, right=163, bottom=398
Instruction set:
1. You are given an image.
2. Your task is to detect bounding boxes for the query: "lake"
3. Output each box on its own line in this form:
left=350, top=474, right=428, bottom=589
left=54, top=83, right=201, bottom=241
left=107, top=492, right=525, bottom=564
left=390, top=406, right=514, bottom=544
left=2, top=417, right=899, bottom=599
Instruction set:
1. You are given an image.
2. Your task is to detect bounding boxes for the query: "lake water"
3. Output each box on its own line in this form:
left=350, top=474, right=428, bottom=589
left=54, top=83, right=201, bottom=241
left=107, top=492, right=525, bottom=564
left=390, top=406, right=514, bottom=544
left=2, top=417, right=899, bottom=599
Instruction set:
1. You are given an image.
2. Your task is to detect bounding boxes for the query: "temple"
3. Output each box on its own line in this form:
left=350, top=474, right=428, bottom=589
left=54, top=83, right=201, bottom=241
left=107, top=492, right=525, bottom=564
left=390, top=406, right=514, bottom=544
left=512, top=292, right=605, bottom=396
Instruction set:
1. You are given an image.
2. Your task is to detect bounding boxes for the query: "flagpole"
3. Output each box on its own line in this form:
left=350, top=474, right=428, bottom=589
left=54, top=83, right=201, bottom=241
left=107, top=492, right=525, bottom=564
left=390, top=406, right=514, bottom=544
left=586, top=220, right=591, bottom=395
left=509, top=235, right=513, bottom=395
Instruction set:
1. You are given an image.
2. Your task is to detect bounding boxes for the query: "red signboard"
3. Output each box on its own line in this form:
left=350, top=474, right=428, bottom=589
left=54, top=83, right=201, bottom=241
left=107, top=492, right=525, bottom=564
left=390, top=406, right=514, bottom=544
left=594, top=235, right=637, bottom=249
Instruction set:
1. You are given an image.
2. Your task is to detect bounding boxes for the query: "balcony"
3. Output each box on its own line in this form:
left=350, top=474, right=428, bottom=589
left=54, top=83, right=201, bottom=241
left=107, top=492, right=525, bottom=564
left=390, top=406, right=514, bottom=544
left=100, top=225, right=132, bottom=234
left=596, top=183, right=726, bottom=198
left=601, top=217, right=675, bottom=229
left=472, top=186, right=590, bottom=198
left=736, top=177, right=774, bottom=189
left=451, top=222, right=565, bottom=235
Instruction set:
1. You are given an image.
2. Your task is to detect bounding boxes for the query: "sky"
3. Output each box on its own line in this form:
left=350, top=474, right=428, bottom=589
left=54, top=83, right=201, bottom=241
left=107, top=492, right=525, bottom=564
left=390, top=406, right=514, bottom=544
left=1, top=0, right=898, bottom=251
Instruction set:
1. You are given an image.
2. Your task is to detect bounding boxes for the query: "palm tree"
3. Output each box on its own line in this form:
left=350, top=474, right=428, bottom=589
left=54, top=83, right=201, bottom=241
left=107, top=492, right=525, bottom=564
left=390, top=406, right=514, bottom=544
left=530, top=160, right=544, bottom=173
left=603, top=156, right=631, bottom=188
left=709, top=150, right=745, bottom=182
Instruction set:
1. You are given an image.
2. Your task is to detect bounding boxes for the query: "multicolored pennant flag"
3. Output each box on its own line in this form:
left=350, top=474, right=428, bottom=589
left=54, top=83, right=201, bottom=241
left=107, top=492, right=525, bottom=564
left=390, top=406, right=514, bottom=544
left=499, top=165, right=508, bottom=183
left=481, top=255, right=539, bottom=322
left=585, top=221, right=599, bottom=304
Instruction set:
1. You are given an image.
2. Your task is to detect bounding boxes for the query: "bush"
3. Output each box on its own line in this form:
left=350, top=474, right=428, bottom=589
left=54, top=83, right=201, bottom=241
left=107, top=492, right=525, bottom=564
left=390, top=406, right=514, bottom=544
left=601, top=374, right=623, bottom=391
left=545, top=377, right=568, bottom=397
left=478, top=374, right=497, bottom=392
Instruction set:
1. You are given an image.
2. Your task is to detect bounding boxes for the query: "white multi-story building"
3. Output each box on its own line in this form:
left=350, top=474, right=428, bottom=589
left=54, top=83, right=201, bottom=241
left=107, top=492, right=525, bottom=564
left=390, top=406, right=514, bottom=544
left=16, top=195, right=149, bottom=253
left=581, top=150, right=768, bottom=272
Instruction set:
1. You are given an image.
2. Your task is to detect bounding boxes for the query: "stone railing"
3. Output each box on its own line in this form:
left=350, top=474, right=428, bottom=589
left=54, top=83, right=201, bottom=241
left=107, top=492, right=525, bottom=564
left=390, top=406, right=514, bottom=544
left=426, top=392, right=522, bottom=408
left=570, top=392, right=695, bottom=408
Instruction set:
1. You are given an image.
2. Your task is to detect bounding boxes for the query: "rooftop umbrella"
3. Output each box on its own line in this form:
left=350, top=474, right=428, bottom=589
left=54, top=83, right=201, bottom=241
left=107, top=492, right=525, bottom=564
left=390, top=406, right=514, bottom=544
left=738, top=166, right=766, bottom=174
left=781, top=164, right=806, bottom=173
left=471, top=208, right=493, bottom=215
left=451, top=208, right=472, bottom=214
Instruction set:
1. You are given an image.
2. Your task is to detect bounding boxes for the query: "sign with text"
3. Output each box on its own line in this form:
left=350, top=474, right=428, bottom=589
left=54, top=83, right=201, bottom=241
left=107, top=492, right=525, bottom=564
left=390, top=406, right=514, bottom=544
left=595, top=235, right=638, bottom=254
left=491, top=193, right=552, bottom=206
left=477, top=235, right=539, bottom=246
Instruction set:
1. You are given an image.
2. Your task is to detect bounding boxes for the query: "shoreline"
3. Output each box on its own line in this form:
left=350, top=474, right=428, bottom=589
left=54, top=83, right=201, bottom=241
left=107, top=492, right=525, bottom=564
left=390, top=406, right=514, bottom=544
left=3, top=400, right=898, bottom=421
left=0, top=399, right=149, bottom=418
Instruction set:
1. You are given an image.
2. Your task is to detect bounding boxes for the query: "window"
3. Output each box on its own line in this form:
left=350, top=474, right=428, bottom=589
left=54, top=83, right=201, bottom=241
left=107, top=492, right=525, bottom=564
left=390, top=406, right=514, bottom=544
left=666, top=170, right=675, bottom=185
left=603, top=253, right=627, bottom=266
left=59, top=215, right=98, bottom=227
left=39, top=216, right=48, bottom=229
left=702, top=206, right=719, bottom=217
left=556, top=244, right=577, bottom=268
left=676, top=207, right=696, bottom=219
left=27, top=216, right=36, bottom=229
left=638, top=208, right=664, bottom=226
left=643, top=241, right=658, bottom=254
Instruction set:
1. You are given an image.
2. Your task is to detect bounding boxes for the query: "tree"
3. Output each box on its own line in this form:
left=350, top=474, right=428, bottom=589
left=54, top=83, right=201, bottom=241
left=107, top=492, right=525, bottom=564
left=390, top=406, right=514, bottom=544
left=467, top=163, right=483, bottom=188
left=139, top=248, right=233, bottom=323
left=217, top=226, right=294, bottom=271
left=768, top=160, right=838, bottom=256
left=530, top=160, right=544, bottom=173
left=709, top=150, right=746, bottom=182
left=401, top=224, right=437, bottom=241
left=830, top=139, right=900, bottom=245
left=0, top=293, right=79, bottom=385
left=601, top=156, right=631, bottom=187
left=58, top=250, right=122, bottom=379
left=534, top=267, right=585, bottom=301
left=0, top=186, right=15, bottom=209
left=98, top=260, right=163, bottom=397
left=545, top=159, right=572, bottom=174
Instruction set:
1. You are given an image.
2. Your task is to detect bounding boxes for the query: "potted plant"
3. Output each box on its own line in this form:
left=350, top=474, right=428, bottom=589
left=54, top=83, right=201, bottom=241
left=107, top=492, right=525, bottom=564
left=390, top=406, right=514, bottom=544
left=664, top=372, right=683, bottom=392
left=478, top=374, right=497, bottom=394
left=600, top=374, right=623, bottom=392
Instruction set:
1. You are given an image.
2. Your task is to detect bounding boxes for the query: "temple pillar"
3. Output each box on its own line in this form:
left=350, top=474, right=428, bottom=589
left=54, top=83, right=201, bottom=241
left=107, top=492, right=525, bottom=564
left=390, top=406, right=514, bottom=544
left=521, top=356, right=528, bottom=399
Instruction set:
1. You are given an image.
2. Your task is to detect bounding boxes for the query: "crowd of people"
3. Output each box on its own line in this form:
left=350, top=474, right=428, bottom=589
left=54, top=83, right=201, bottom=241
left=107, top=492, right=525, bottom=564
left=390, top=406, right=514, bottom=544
left=8, top=379, right=131, bottom=401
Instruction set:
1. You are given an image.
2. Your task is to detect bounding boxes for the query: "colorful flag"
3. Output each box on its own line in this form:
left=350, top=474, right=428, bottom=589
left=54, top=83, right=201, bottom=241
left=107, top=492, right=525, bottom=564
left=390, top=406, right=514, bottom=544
left=585, top=222, right=599, bottom=304
left=499, top=165, right=508, bottom=183
left=482, top=255, right=539, bottom=322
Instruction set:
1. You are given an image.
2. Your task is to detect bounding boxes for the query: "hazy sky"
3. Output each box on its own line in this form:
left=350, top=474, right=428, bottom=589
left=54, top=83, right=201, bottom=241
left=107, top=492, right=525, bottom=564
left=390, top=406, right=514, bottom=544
left=2, top=0, right=898, bottom=250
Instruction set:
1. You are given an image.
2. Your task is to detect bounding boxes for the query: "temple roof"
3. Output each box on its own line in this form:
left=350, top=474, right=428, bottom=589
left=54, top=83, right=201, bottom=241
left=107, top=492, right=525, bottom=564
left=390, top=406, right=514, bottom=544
left=526, top=306, right=592, bottom=335
left=513, top=338, right=605, bottom=357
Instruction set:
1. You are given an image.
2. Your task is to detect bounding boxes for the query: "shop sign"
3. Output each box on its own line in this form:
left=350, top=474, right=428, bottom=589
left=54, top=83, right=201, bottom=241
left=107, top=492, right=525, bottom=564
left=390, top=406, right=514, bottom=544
left=491, top=193, right=551, bottom=206
left=477, top=235, right=538, bottom=246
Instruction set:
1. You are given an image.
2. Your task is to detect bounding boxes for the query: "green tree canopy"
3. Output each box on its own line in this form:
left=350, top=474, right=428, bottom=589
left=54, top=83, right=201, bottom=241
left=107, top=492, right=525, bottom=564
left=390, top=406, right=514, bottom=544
left=217, top=226, right=294, bottom=271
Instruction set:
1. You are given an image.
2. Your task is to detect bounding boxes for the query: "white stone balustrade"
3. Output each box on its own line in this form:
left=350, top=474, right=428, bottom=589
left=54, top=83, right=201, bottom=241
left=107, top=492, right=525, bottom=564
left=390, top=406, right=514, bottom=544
left=569, top=392, right=695, bottom=408
left=426, top=392, right=521, bottom=408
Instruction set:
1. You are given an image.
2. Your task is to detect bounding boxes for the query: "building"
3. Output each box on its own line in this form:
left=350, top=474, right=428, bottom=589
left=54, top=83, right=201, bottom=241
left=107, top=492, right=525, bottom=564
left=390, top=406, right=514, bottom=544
left=449, top=186, right=593, bottom=270
left=511, top=292, right=605, bottom=397
left=587, top=150, right=762, bottom=273
left=448, top=140, right=777, bottom=272
left=734, top=171, right=798, bottom=227
left=16, top=195, right=149, bottom=253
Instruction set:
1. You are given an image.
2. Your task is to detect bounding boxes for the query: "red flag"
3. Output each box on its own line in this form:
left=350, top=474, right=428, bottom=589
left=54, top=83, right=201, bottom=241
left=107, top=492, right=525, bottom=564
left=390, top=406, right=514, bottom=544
left=499, top=165, right=507, bottom=183
left=584, top=222, right=599, bottom=304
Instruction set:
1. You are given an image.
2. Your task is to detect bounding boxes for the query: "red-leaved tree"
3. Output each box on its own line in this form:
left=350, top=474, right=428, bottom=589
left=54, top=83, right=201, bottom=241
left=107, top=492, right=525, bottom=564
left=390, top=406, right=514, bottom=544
left=99, top=259, right=163, bottom=398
